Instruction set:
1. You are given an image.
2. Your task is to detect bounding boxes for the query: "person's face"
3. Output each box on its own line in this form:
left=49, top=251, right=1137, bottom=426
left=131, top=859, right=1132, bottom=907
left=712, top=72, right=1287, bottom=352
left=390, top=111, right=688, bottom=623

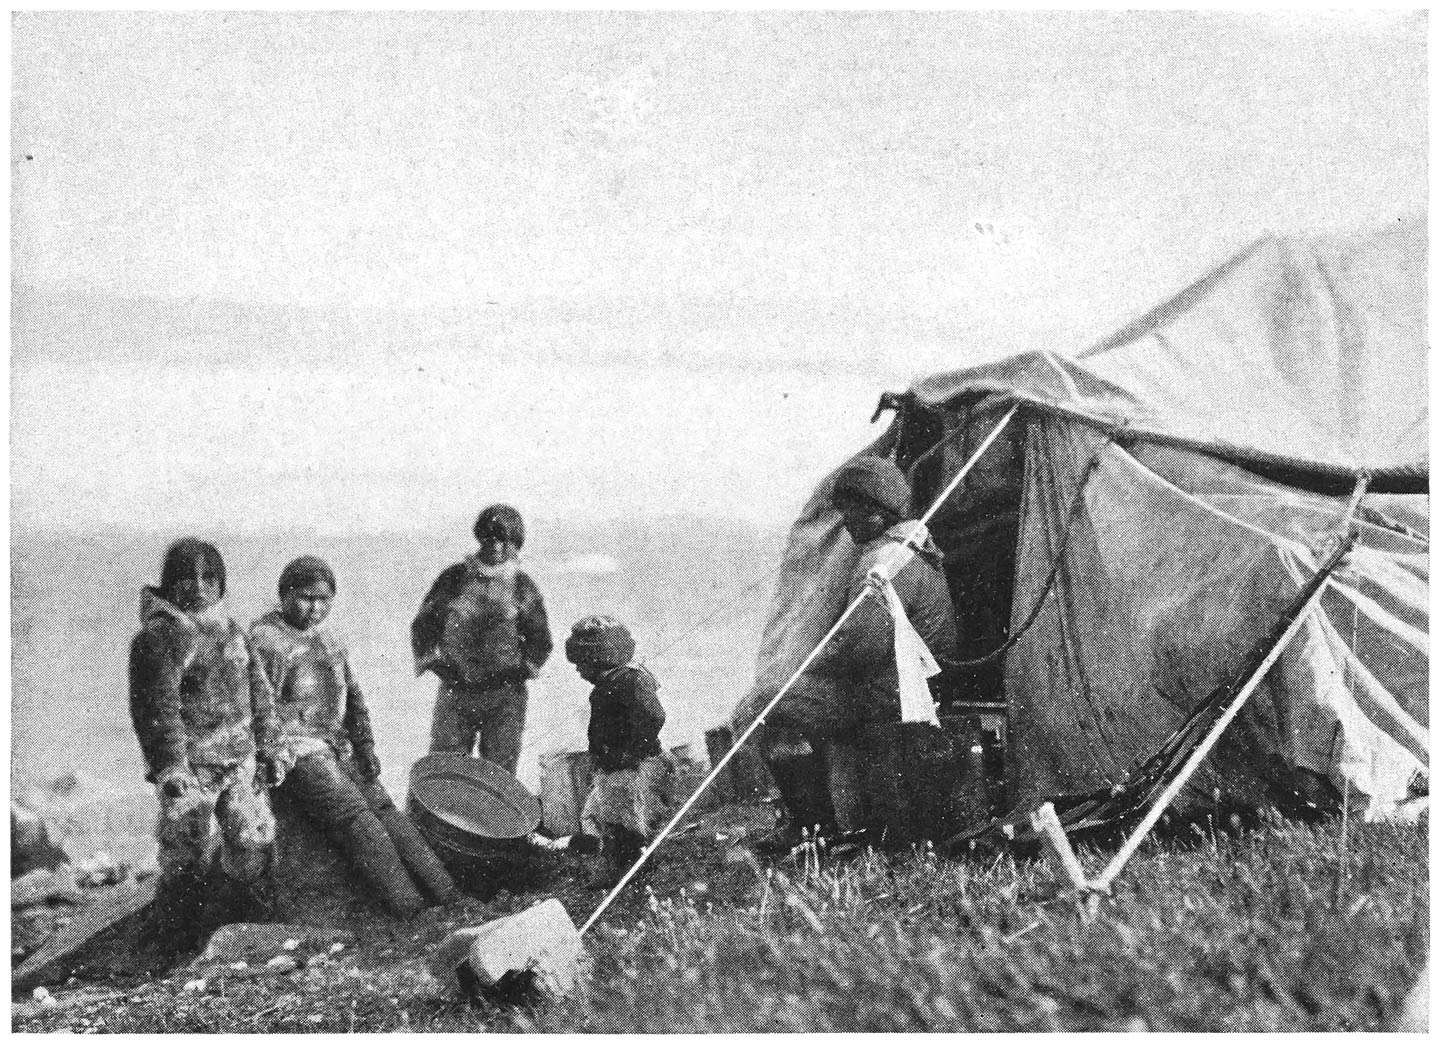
left=575, top=661, right=608, bottom=684
left=835, top=495, right=894, bottom=545
left=476, top=532, right=517, bottom=566
left=169, top=557, right=223, bottom=614
left=281, top=580, right=334, bottom=631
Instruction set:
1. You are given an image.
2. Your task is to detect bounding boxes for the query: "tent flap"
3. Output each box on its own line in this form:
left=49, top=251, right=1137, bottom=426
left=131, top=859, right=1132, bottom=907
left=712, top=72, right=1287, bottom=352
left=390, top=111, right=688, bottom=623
left=1006, top=416, right=1428, bottom=818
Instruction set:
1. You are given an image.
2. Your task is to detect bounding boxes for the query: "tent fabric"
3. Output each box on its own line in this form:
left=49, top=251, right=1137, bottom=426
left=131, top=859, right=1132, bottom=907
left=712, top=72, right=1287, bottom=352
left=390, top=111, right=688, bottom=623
left=1005, top=416, right=1427, bottom=819
left=739, top=220, right=1428, bottom=824
left=732, top=432, right=890, bottom=734
left=909, top=219, right=1427, bottom=478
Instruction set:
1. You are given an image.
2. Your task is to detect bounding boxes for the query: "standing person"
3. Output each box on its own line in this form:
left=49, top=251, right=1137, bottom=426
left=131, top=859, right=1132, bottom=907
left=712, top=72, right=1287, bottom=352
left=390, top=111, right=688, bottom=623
left=758, top=457, right=959, bottom=846
left=250, top=556, right=459, bottom=918
left=565, top=615, right=672, bottom=882
left=411, top=504, right=553, bottom=775
left=128, top=538, right=283, bottom=949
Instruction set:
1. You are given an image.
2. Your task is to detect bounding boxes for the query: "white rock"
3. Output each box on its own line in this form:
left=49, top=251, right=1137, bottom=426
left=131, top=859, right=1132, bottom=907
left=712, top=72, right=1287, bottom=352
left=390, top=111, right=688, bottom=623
left=328, top=942, right=345, bottom=955
left=182, top=979, right=206, bottom=994
left=32, top=987, right=50, bottom=1002
left=265, top=955, right=299, bottom=972
left=282, top=939, right=299, bottom=952
left=431, top=898, right=584, bottom=999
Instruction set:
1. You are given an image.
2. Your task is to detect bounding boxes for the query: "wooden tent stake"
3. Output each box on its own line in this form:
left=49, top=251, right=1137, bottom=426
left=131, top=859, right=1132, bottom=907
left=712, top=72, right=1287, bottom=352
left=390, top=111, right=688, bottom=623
left=1029, top=802, right=1087, bottom=892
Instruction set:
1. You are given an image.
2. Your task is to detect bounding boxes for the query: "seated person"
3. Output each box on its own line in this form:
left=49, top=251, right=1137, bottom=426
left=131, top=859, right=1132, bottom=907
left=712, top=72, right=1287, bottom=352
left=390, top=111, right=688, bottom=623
left=250, top=556, right=459, bottom=917
left=128, top=538, right=282, bottom=949
left=759, top=456, right=959, bottom=845
left=565, top=615, right=671, bottom=881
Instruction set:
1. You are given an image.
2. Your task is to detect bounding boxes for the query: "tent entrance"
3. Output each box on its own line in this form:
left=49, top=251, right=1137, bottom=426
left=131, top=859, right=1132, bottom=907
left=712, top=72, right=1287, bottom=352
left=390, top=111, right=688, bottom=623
left=896, top=396, right=1027, bottom=712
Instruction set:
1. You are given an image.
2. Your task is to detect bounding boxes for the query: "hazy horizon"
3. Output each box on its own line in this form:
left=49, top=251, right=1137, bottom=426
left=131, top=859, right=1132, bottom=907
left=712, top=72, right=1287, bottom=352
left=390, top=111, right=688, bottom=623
left=12, top=11, right=1425, bottom=537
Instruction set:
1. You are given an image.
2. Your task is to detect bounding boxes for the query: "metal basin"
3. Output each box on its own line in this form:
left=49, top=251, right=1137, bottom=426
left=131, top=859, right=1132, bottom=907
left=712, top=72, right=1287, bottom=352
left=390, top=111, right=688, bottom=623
left=407, top=754, right=541, bottom=875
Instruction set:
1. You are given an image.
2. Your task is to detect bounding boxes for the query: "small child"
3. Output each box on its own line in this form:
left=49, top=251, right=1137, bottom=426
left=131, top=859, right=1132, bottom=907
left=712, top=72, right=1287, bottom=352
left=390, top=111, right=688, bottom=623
left=565, top=616, right=671, bottom=878
left=251, top=556, right=459, bottom=917
left=128, top=538, right=282, bottom=948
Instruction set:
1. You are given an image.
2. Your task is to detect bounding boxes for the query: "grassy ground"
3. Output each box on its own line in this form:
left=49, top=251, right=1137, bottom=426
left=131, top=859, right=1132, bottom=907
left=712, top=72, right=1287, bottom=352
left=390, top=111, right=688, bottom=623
left=11, top=807, right=1427, bottom=1032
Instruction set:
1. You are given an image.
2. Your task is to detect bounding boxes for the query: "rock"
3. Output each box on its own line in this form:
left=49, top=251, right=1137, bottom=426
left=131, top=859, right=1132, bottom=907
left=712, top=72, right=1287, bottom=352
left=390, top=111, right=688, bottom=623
left=12, top=802, right=68, bottom=877
left=264, top=955, right=299, bottom=973
left=11, top=867, right=83, bottom=908
left=11, top=877, right=159, bottom=993
left=1396, top=959, right=1428, bottom=1031
left=431, top=898, right=584, bottom=999
left=13, top=774, right=156, bottom=871
left=73, top=852, right=126, bottom=887
left=196, top=923, right=355, bottom=967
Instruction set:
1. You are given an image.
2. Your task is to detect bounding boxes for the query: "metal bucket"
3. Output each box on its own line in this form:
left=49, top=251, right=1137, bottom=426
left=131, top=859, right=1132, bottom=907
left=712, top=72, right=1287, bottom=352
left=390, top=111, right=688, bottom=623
left=407, top=754, right=541, bottom=876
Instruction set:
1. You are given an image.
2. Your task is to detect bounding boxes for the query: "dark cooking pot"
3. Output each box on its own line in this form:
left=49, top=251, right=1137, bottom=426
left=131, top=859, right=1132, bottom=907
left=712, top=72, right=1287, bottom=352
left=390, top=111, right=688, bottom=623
left=407, top=753, right=541, bottom=876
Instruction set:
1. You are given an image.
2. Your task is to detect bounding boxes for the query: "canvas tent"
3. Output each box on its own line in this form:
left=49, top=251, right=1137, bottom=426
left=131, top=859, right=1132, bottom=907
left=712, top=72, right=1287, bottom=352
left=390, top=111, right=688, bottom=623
left=737, top=218, right=1427, bottom=823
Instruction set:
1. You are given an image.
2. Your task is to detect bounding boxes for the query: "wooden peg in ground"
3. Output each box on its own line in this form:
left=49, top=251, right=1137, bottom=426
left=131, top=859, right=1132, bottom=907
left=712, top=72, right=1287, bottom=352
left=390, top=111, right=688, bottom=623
left=1028, top=802, right=1100, bottom=923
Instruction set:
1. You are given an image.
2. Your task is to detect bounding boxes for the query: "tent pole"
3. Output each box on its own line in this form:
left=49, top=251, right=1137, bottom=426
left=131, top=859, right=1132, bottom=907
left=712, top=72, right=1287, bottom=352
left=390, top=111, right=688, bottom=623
left=907, top=404, right=1021, bottom=541
left=577, top=403, right=1021, bottom=936
left=1091, top=533, right=1355, bottom=891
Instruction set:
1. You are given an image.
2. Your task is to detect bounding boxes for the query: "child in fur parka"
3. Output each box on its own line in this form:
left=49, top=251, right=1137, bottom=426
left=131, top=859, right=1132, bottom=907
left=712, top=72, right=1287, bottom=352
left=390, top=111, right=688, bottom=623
left=250, top=556, right=458, bottom=918
left=128, top=538, right=283, bottom=947
left=411, top=504, right=553, bottom=774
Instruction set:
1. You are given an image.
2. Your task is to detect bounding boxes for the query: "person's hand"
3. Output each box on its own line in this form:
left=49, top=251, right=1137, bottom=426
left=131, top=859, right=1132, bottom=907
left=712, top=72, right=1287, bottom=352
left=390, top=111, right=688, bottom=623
left=354, top=746, right=382, bottom=782
left=158, top=769, right=192, bottom=800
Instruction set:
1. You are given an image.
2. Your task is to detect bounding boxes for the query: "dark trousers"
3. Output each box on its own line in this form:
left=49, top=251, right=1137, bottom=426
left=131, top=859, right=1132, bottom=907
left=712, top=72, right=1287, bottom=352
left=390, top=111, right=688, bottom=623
left=280, top=751, right=457, bottom=915
left=428, top=679, right=528, bottom=775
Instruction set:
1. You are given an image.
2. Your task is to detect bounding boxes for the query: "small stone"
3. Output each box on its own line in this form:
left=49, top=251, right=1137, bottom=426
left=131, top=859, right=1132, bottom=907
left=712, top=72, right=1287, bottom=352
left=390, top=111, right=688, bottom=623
left=198, top=923, right=353, bottom=965
left=308, top=1014, right=323, bottom=1023
left=32, top=987, right=50, bottom=1002
left=182, top=978, right=207, bottom=994
left=265, top=955, right=299, bottom=972
left=40, top=996, right=58, bottom=1009
left=328, top=942, right=345, bottom=955
left=228, top=961, right=249, bottom=971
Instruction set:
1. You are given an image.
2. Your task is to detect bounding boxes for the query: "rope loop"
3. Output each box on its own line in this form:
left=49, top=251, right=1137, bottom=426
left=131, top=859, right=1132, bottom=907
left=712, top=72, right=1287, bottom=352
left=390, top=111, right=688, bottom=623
left=943, top=436, right=1112, bottom=669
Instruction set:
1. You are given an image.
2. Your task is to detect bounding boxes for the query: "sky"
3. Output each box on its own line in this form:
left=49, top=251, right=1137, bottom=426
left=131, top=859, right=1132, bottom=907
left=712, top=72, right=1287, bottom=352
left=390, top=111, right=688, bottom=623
left=9, top=10, right=1428, bottom=535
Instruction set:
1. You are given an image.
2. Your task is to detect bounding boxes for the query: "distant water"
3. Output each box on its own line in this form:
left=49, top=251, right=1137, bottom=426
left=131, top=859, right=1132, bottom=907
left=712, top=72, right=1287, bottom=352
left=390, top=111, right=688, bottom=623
left=10, top=517, right=786, bottom=834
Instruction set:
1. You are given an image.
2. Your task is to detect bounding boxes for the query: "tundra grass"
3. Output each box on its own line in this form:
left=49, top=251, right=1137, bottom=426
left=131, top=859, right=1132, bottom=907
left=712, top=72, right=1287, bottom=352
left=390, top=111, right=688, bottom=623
left=13, top=812, right=1427, bottom=1033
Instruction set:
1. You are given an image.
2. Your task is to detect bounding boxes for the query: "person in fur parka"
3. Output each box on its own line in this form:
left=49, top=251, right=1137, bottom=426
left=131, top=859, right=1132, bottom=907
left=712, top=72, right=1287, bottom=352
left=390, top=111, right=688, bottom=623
left=760, top=457, right=959, bottom=843
left=128, top=538, right=283, bottom=945
left=411, top=504, right=553, bottom=774
left=250, top=555, right=458, bottom=917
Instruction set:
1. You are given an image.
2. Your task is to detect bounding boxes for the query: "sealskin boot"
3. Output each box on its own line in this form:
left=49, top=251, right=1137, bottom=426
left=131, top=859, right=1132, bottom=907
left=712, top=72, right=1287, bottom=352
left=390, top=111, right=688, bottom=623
left=373, top=801, right=461, bottom=904
left=605, top=829, right=647, bottom=887
left=758, top=749, right=837, bottom=851
left=328, top=812, right=426, bottom=919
